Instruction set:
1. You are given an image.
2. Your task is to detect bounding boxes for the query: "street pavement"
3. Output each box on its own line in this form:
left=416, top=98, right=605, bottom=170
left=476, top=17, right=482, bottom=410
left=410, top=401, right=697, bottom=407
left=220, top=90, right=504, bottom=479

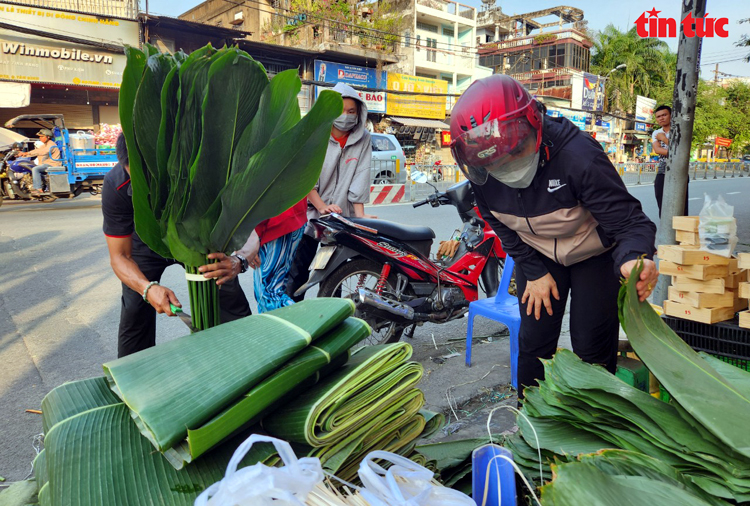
left=2, top=175, right=750, bottom=483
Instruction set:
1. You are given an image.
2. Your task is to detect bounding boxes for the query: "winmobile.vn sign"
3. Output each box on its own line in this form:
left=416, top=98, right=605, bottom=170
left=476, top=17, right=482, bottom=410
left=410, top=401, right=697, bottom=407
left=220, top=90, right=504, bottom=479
left=635, top=8, right=729, bottom=38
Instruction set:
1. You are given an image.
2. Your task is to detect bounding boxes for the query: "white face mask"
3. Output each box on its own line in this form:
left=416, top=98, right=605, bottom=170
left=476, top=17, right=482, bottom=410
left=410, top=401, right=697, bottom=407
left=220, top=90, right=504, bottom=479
left=489, top=150, right=540, bottom=189
left=333, top=113, right=358, bottom=132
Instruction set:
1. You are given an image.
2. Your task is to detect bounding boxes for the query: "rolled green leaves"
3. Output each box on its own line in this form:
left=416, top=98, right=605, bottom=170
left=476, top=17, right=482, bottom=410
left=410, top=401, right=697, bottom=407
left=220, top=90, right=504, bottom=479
left=103, top=298, right=354, bottom=452
left=262, top=343, right=422, bottom=446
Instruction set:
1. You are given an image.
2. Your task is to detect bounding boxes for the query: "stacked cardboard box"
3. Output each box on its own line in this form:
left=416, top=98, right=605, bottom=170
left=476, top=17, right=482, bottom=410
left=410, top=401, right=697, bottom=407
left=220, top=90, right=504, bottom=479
left=661, top=216, right=747, bottom=324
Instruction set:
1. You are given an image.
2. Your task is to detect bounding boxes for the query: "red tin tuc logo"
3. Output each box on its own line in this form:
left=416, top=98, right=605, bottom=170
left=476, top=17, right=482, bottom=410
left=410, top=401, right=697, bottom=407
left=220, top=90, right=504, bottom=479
left=635, top=8, right=729, bottom=38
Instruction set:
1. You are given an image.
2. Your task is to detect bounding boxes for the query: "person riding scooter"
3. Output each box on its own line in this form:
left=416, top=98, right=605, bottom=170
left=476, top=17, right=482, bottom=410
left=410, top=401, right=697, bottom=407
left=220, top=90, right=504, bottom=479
left=17, top=129, right=61, bottom=196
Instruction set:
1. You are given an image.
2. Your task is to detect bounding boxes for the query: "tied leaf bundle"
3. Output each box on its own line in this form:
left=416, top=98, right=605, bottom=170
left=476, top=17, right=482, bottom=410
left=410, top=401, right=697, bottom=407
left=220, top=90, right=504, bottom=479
left=120, top=43, right=342, bottom=329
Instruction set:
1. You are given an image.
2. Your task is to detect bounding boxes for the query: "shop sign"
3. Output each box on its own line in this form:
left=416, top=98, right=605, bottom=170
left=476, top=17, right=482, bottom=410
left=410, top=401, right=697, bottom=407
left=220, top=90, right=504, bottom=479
left=635, top=95, right=656, bottom=132
left=314, top=59, right=386, bottom=113
left=581, top=72, right=604, bottom=111
left=547, top=107, right=587, bottom=131
left=0, top=2, right=139, bottom=88
left=385, top=73, right=447, bottom=120
left=440, top=130, right=451, bottom=146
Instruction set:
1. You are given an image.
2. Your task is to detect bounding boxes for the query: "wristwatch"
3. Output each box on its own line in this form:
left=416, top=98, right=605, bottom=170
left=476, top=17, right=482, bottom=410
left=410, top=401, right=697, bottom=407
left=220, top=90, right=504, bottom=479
left=233, top=253, right=249, bottom=273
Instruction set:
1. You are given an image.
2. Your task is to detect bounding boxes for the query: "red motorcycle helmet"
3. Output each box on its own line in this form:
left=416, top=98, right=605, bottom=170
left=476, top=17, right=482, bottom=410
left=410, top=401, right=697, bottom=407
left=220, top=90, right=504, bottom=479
left=450, top=75, right=543, bottom=185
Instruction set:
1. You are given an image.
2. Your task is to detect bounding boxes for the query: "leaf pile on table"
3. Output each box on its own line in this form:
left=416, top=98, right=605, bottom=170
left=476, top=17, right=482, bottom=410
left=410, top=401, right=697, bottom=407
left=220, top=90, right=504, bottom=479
left=505, top=261, right=750, bottom=505
left=120, top=43, right=342, bottom=330
left=32, top=298, right=446, bottom=505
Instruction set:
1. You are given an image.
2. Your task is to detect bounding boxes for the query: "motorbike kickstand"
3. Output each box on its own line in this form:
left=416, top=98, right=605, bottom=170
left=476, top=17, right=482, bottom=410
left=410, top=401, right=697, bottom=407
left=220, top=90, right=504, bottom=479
left=404, top=324, right=417, bottom=339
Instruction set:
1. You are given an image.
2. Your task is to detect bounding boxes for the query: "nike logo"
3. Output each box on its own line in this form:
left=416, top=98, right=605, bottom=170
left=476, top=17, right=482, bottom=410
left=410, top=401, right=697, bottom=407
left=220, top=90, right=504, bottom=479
left=547, top=184, right=567, bottom=193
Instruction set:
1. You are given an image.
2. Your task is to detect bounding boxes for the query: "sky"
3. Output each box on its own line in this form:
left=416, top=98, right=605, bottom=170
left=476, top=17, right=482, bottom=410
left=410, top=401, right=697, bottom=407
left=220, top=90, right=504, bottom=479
left=145, top=0, right=750, bottom=78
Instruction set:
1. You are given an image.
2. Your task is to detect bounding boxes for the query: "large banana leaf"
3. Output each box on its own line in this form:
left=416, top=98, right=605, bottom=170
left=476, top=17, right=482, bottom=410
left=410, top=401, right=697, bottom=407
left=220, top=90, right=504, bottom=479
left=42, top=403, right=275, bottom=506
left=209, top=88, right=342, bottom=254
left=262, top=343, right=421, bottom=447
left=540, top=453, right=724, bottom=506
left=179, top=49, right=268, bottom=247
left=119, top=45, right=170, bottom=258
left=40, top=376, right=120, bottom=433
left=620, top=261, right=750, bottom=458
left=418, top=409, right=446, bottom=439
left=103, top=298, right=354, bottom=453
left=161, top=317, right=372, bottom=468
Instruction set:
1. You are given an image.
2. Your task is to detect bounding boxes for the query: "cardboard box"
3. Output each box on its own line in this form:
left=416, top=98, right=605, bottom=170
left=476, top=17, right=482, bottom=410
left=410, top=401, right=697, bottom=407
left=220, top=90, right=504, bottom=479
left=739, top=282, right=750, bottom=300
left=675, top=230, right=700, bottom=246
left=658, top=244, right=730, bottom=266
left=658, top=260, right=728, bottom=280
left=672, top=216, right=699, bottom=233
left=739, top=252, right=750, bottom=270
left=667, top=286, right=735, bottom=308
left=663, top=300, right=735, bottom=324
left=739, top=310, right=750, bottom=330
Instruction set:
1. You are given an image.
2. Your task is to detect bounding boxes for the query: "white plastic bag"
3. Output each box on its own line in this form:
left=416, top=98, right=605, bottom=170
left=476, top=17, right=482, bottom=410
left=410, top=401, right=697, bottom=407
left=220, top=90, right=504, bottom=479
left=699, top=194, right=737, bottom=258
left=358, top=450, right=475, bottom=506
left=195, top=434, right=324, bottom=506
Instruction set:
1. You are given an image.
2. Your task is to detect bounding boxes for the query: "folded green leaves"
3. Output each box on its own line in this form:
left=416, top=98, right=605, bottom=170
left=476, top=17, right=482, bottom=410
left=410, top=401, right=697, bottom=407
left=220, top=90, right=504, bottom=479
left=262, top=343, right=421, bottom=446
left=620, top=261, right=750, bottom=458
left=103, top=298, right=354, bottom=454
left=121, top=44, right=343, bottom=267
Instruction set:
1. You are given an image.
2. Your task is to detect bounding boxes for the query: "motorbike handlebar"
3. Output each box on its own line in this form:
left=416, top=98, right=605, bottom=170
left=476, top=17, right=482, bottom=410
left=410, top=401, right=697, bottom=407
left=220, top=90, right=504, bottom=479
left=412, top=199, right=429, bottom=208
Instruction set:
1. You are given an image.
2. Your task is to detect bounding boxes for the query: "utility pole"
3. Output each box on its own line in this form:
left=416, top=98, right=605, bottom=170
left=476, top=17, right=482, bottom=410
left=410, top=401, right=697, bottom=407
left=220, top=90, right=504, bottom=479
left=653, top=0, right=706, bottom=305
left=713, top=63, right=719, bottom=84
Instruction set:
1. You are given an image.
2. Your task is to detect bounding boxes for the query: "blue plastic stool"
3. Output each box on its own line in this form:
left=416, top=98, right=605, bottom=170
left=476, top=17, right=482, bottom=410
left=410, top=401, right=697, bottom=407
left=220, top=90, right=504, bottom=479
left=465, top=256, right=521, bottom=389
left=472, top=444, right=516, bottom=506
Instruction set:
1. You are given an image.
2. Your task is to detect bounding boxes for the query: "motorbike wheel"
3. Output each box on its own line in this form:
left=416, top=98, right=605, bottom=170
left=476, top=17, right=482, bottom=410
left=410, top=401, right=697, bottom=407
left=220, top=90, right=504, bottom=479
left=318, top=258, right=407, bottom=346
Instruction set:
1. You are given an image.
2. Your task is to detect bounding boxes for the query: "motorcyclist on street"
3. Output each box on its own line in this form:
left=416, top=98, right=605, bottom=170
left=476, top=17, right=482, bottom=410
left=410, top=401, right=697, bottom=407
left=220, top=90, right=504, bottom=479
left=449, top=75, right=658, bottom=396
left=17, top=129, right=61, bottom=196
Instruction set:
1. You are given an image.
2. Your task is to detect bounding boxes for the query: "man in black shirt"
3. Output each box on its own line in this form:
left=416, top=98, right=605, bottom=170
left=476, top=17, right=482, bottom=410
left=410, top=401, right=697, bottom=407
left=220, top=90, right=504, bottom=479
left=102, top=134, right=254, bottom=357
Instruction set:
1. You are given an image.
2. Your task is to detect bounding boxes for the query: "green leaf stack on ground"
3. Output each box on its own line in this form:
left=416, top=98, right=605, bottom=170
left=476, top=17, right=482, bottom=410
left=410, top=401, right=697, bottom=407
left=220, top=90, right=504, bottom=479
left=119, top=44, right=342, bottom=330
left=508, top=261, right=750, bottom=504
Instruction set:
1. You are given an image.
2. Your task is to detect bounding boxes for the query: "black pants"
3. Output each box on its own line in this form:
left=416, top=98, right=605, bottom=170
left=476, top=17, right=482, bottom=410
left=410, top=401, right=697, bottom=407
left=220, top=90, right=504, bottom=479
left=654, top=173, right=689, bottom=218
left=117, top=250, right=251, bottom=358
left=286, top=234, right=319, bottom=303
left=515, top=252, right=621, bottom=396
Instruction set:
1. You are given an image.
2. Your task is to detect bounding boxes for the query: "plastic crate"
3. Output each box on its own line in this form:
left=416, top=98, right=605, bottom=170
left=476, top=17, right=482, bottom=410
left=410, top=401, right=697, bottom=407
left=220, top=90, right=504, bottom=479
left=661, top=315, right=750, bottom=371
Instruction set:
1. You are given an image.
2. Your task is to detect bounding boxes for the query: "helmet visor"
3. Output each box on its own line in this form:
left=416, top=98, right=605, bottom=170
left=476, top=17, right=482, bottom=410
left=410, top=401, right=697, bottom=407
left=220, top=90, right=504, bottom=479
left=452, top=117, right=539, bottom=185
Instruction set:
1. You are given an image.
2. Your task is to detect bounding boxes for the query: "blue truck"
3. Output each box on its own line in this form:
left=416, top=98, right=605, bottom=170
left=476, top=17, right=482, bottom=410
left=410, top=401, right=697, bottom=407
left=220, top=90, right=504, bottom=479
left=1, top=114, right=118, bottom=203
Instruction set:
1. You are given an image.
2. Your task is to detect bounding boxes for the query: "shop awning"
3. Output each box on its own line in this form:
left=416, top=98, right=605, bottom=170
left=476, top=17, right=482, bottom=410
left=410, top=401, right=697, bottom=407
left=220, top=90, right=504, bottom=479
left=390, top=117, right=450, bottom=130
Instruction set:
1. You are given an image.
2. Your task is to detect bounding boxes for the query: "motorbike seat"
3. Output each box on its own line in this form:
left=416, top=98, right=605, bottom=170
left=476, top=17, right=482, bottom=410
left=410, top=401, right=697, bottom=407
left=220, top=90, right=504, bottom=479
left=347, top=217, right=435, bottom=242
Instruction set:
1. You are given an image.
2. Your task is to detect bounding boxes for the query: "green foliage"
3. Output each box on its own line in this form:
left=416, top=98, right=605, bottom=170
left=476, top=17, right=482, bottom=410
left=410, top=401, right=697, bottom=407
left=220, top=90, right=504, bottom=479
left=591, top=25, right=672, bottom=114
left=533, top=33, right=558, bottom=44
left=737, top=18, right=750, bottom=62
left=692, top=81, right=750, bottom=155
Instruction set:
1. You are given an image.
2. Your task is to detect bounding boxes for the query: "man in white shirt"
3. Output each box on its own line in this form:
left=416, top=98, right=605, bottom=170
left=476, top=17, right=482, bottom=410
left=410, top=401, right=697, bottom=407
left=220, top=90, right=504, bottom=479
left=651, top=105, right=687, bottom=217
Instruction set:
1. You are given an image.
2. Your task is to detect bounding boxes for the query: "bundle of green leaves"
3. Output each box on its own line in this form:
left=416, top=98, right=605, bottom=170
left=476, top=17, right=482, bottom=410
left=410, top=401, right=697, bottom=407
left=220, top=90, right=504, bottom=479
left=506, top=262, right=750, bottom=504
left=119, top=44, right=342, bottom=328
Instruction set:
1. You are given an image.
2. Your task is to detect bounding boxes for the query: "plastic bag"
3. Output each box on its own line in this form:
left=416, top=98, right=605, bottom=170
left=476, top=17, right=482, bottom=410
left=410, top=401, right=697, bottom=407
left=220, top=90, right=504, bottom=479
left=699, top=194, right=737, bottom=258
left=358, top=451, right=475, bottom=506
left=194, top=435, right=324, bottom=506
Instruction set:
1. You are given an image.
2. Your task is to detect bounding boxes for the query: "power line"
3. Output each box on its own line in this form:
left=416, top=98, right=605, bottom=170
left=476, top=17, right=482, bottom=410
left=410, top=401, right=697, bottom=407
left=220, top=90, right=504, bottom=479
left=700, top=57, right=748, bottom=66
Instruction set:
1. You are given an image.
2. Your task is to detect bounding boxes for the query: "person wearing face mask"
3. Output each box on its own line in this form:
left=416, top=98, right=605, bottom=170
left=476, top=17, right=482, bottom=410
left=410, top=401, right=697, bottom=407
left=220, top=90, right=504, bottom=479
left=287, top=82, right=376, bottom=301
left=450, top=75, right=658, bottom=395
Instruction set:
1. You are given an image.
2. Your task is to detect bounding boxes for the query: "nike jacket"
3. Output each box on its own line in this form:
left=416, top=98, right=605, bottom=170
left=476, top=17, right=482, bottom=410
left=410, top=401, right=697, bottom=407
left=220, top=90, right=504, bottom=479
left=473, top=115, right=657, bottom=281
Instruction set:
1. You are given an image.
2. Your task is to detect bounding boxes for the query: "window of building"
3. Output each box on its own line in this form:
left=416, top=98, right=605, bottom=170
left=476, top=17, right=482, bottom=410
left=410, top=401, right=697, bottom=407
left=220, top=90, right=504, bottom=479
left=426, top=37, right=437, bottom=62
left=443, top=26, right=455, bottom=37
left=417, top=22, right=438, bottom=33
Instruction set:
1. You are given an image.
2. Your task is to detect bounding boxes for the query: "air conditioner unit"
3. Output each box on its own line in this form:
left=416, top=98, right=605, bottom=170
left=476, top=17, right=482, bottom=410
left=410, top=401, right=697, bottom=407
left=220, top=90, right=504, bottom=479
left=230, top=11, right=244, bottom=25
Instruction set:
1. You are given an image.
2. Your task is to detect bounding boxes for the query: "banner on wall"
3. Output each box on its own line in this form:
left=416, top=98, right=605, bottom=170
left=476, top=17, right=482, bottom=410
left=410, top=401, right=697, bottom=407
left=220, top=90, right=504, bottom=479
left=314, top=59, right=386, bottom=113
left=385, top=73, right=447, bottom=120
left=580, top=72, right=605, bottom=111
left=0, top=2, right=139, bottom=88
left=547, top=107, right=587, bottom=130
left=635, top=95, right=657, bottom=132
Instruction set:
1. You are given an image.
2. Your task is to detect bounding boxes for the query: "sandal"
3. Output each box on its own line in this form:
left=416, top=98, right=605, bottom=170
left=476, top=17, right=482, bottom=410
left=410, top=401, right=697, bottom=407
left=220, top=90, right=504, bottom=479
left=29, top=190, right=44, bottom=197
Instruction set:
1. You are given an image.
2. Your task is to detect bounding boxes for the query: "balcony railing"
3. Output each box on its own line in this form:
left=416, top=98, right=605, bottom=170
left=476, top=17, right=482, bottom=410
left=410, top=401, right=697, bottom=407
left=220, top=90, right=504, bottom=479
left=10, top=0, right=138, bottom=19
left=483, top=30, right=588, bottom=51
left=264, top=20, right=400, bottom=55
left=416, top=0, right=476, bottom=22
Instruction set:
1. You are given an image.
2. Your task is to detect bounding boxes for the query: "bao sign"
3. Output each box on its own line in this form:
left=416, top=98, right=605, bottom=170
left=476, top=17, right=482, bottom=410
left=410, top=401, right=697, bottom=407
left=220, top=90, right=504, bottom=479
left=314, top=59, right=386, bottom=114
left=385, top=73, right=447, bottom=120
left=0, top=2, right=139, bottom=88
left=581, top=72, right=604, bottom=111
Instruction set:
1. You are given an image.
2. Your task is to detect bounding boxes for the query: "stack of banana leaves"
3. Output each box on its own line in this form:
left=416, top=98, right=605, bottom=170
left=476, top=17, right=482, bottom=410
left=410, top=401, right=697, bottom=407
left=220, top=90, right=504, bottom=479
left=32, top=298, right=445, bottom=505
left=506, top=262, right=750, bottom=505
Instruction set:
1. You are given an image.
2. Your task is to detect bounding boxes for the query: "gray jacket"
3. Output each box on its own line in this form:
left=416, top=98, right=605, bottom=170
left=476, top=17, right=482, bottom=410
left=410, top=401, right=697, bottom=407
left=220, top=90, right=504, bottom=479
left=307, top=82, right=371, bottom=231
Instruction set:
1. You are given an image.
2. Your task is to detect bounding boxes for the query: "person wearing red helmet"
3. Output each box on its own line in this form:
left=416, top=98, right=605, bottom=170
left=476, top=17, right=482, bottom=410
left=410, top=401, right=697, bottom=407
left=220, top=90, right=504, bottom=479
left=451, top=75, right=658, bottom=395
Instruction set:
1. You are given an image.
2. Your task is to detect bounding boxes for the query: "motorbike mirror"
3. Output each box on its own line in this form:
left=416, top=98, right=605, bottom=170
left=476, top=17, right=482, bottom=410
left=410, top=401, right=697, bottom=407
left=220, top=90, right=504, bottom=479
left=410, top=170, right=428, bottom=184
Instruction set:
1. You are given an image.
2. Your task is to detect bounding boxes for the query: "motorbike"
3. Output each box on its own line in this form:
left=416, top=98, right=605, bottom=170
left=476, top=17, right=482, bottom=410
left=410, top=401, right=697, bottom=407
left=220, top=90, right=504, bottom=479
left=296, top=171, right=506, bottom=346
left=0, top=143, right=57, bottom=203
